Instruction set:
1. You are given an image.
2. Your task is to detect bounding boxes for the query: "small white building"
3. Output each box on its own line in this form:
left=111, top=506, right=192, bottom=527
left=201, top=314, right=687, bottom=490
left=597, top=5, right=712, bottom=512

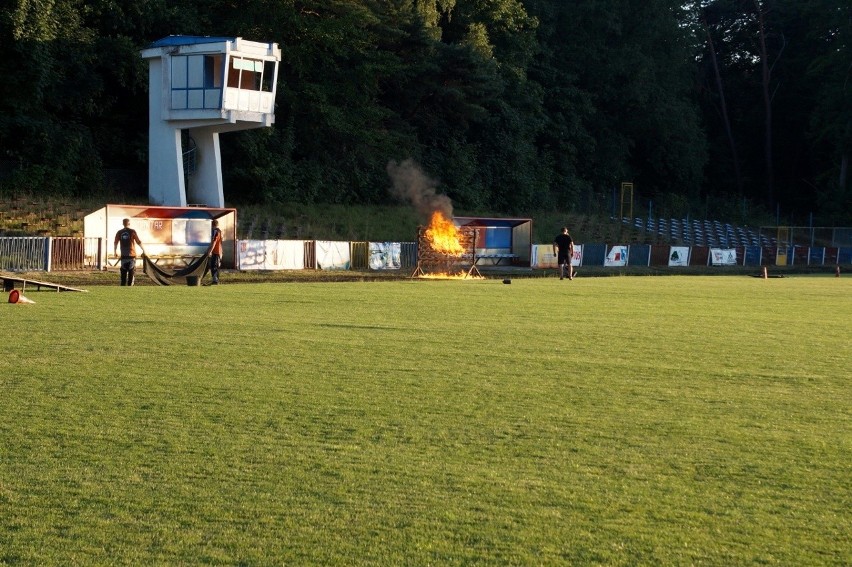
left=141, top=36, right=281, bottom=207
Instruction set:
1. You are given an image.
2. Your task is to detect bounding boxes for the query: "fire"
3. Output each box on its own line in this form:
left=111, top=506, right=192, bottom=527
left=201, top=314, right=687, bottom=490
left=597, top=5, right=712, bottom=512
left=419, top=272, right=483, bottom=280
left=412, top=210, right=483, bottom=279
left=424, top=211, right=465, bottom=256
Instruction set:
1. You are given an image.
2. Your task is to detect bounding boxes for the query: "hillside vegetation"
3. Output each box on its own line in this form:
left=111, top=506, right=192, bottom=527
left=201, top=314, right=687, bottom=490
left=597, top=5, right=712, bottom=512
left=0, top=193, right=685, bottom=245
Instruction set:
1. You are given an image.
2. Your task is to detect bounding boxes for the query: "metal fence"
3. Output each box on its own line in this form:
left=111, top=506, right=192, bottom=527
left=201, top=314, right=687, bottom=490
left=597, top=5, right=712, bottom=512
left=50, top=237, right=102, bottom=270
left=350, top=241, right=369, bottom=270
left=0, top=237, right=102, bottom=271
left=0, top=237, right=49, bottom=271
left=2, top=236, right=850, bottom=273
left=757, top=226, right=852, bottom=248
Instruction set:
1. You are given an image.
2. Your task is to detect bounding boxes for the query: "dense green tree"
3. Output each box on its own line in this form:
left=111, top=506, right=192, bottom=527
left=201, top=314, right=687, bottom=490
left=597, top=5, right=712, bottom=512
left=1, top=0, right=101, bottom=194
left=695, top=0, right=850, bottom=223
left=525, top=0, right=707, bottom=213
left=800, top=1, right=851, bottom=223
left=0, top=0, right=847, bottom=224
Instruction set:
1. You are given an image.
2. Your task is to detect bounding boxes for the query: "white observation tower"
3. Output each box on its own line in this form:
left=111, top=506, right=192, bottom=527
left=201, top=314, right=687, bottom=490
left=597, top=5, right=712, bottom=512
left=141, top=36, right=281, bottom=207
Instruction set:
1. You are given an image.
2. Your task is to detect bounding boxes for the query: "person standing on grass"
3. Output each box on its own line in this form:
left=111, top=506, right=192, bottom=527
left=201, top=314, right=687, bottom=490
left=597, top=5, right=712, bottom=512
left=113, top=218, right=144, bottom=286
left=208, top=219, right=223, bottom=285
left=553, top=226, right=575, bottom=280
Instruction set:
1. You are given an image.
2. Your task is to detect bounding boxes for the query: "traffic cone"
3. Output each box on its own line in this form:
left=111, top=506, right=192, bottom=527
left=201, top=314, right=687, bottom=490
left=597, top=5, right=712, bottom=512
left=8, top=290, right=35, bottom=304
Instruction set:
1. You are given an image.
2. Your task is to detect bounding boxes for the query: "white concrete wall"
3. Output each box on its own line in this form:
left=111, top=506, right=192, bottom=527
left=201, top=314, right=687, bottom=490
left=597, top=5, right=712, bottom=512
left=148, top=57, right=187, bottom=206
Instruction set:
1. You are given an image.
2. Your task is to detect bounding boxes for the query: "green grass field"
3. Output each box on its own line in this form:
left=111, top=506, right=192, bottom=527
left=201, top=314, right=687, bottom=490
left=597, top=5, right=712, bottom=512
left=1, top=276, right=849, bottom=565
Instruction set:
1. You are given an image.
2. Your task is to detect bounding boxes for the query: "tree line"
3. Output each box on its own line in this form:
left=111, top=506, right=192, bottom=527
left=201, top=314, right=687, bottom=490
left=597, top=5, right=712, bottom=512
left=1, top=0, right=849, bottom=224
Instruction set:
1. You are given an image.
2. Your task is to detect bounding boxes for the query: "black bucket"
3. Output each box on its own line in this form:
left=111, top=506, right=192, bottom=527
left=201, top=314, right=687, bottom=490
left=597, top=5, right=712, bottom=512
left=186, top=276, right=200, bottom=286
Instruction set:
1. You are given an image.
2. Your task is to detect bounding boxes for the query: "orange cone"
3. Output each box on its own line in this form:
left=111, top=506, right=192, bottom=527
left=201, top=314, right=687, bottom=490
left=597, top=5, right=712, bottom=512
left=8, top=290, right=34, bottom=304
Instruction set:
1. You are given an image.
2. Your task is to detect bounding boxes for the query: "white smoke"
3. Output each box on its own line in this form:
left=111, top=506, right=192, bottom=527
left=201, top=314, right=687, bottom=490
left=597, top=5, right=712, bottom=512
left=386, top=158, right=452, bottom=219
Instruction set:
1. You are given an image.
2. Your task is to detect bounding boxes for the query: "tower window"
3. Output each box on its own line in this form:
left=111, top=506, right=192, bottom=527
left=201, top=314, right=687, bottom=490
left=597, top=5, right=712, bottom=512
left=204, top=55, right=223, bottom=88
left=227, top=57, right=268, bottom=91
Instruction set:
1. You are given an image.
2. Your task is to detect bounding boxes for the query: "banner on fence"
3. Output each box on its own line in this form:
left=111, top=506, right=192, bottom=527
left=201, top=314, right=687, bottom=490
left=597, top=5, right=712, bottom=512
left=316, top=241, right=351, bottom=270
left=531, top=245, right=555, bottom=268
left=238, top=240, right=305, bottom=270
left=530, top=245, right=581, bottom=268
left=605, top=245, right=628, bottom=267
left=710, top=248, right=737, bottom=266
left=369, top=242, right=401, bottom=270
left=573, top=245, right=582, bottom=267
left=238, top=240, right=265, bottom=270
left=530, top=245, right=555, bottom=268
left=267, top=240, right=305, bottom=269
left=669, top=246, right=690, bottom=267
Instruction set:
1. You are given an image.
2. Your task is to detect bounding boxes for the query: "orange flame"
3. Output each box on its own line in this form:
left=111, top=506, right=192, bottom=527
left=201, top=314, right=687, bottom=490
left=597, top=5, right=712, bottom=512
left=417, top=271, right=483, bottom=280
left=424, top=211, right=464, bottom=256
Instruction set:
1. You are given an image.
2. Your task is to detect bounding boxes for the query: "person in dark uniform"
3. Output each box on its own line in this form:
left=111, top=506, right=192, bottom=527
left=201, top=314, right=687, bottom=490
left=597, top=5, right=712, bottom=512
left=113, top=218, right=144, bottom=286
left=209, top=219, right=223, bottom=285
left=553, top=226, right=575, bottom=280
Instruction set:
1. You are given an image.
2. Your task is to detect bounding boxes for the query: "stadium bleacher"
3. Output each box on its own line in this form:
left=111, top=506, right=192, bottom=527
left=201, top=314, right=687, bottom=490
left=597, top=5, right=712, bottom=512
left=618, top=216, right=776, bottom=248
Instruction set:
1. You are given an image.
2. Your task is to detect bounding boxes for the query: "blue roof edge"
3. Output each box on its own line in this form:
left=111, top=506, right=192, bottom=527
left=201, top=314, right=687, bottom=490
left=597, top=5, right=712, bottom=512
left=148, top=35, right=237, bottom=48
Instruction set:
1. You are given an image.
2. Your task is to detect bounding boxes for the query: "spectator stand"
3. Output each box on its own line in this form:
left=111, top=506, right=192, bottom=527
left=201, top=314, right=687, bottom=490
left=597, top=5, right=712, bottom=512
left=84, top=204, right=236, bottom=270
left=453, top=216, right=532, bottom=267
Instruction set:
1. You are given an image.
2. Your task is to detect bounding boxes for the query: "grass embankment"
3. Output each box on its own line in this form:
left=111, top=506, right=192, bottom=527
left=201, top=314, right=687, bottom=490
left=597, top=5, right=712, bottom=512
left=1, top=277, right=849, bottom=565
left=1, top=193, right=651, bottom=244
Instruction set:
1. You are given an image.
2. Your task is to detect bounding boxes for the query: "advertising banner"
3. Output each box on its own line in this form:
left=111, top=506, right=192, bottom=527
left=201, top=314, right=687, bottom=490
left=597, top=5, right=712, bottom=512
left=605, top=245, right=628, bottom=267
left=238, top=240, right=266, bottom=270
left=530, top=245, right=581, bottom=268
left=530, top=245, right=557, bottom=268
left=369, top=242, right=401, bottom=270
left=316, top=240, right=351, bottom=270
left=573, top=245, right=582, bottom=267
left=710, top=248, right=737, bottom=266
left=267, top=240, right=304, bottom=269
left=668, top=246, right=690, bottom=267
left=238, top=240, right=305, bottom=270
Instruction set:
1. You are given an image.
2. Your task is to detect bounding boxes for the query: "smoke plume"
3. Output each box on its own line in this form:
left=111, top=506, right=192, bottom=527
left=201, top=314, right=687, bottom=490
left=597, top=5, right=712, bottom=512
left=386, top=158, right=452, bottom=220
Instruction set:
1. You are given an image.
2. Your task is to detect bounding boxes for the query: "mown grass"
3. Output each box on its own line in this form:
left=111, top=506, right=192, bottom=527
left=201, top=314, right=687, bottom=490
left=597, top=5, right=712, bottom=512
left=1, top=276, right=849, bottom=565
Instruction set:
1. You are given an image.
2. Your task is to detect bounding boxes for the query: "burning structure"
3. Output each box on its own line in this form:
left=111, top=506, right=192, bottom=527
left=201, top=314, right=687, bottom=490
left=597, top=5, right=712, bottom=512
left=386, top=158, right=529, bottom=277
left=412, top=211, right=482, bottom=278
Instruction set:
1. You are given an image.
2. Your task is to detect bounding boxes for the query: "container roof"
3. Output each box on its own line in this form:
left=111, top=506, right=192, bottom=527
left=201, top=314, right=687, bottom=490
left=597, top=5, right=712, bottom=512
left=148, top=36, right=237, bottom=48
left=103, top=204, right=235, bottom=220
left=454, top=216, right=531, bottom=228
